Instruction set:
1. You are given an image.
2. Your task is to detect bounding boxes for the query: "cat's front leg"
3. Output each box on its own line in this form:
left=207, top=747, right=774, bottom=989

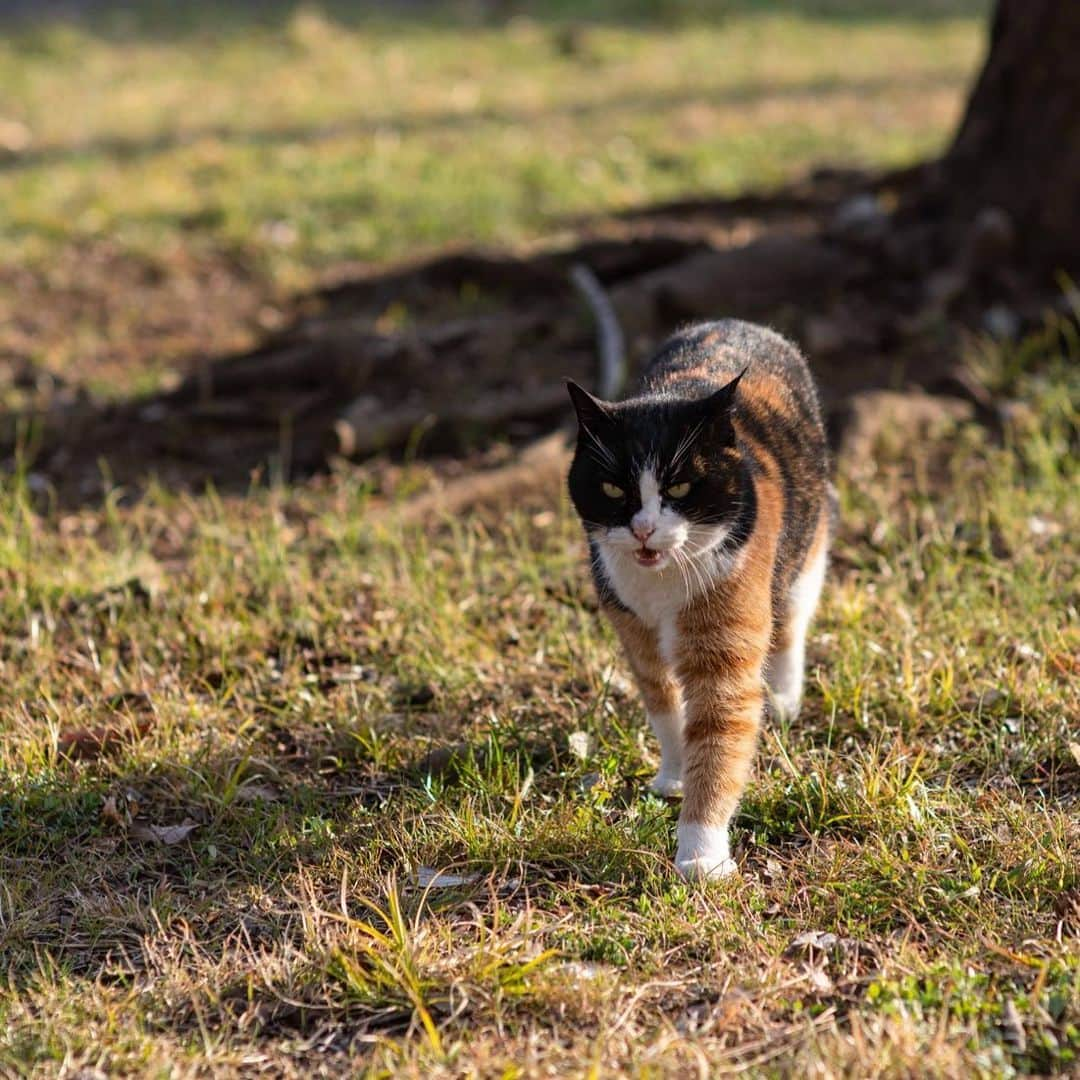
left=603, top=605, right=684, bottom=795
left=674, top=623, right=769, bottom=880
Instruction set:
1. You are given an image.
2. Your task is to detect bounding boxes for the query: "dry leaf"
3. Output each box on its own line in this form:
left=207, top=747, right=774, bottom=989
left=234, top=784, right=280, bottom=803
left=129, top=821, right=198, bottom=845
left=101, top=789, right=141, bottom=828
left=567, top=731, right=592, bottom=761
left=101, top=794, right=129, bottom=828
left=1069, top=742, right=1080, bottom=767
left=413, top=867, right=481, bottom=889
left=60, top=719, right=152, bottom=761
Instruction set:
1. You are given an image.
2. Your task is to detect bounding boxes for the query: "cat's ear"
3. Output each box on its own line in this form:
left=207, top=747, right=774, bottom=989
left=566, top=380, right=615, bottom=430
left=698, top=367, right=746, bottom=445
left=705, top=366, right=748, bottom=413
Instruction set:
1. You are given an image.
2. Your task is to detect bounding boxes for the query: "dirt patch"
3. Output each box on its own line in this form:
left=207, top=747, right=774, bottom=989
left=0, top=240, right=276, bottom=400
left=1, top=168, right=1059, bottom=507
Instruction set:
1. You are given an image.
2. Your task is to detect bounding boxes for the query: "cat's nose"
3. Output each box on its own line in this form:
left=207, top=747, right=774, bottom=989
left=631, top=521, right=656, bottom=543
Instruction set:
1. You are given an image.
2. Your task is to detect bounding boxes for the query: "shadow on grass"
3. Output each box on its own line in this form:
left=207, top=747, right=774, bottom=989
left=2, top=164, right=970, bottom=510
left=0, top=714, right=659, bottom=988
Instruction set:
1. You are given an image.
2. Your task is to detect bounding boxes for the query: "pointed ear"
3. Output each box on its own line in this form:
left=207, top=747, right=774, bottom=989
left=705, top=366, right=747, bottom=412
left=695, top=367, right=746, bottom=446
left=566, top=380, right=615, bottom=430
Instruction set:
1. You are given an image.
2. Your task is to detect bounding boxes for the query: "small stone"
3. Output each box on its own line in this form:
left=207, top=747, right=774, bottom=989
left=829, top=193, right=888, bottom=241
left=1000, top=999, right=1027, bottom=1053
left=982, top=305, right=1020, bottom=341
left=966, top=206, right=1016, bottom=268
left=413, top=867, right=481, bottom=889
left=1027, top=516, right=1061, bottom=538
left=567, top=731, right=592, bottom=761
left=1009, top=642, right=1041, bottom=661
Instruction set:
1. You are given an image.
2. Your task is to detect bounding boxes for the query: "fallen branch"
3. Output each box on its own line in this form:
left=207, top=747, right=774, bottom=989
left=570, top=263, right=626, bottom=400
left=332, top=384, right=569, bottom=459
left=393, top=431, right=570, bottom=524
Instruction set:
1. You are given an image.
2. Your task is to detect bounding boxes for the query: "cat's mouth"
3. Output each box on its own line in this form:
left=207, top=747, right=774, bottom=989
left=633, top=546, right=667, bottom=568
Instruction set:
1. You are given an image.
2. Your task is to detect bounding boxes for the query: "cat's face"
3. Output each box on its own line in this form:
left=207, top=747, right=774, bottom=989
left=566, top=377, right=745, bottom=573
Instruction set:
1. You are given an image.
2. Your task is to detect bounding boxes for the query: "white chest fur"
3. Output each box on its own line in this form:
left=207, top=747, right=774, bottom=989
left=599, top=548, right=685, bottom=661
left=598, top=543, right=743, bottom=664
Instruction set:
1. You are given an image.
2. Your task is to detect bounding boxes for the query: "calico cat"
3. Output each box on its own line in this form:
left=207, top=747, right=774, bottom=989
left=566, top=320, right=831, bottom=880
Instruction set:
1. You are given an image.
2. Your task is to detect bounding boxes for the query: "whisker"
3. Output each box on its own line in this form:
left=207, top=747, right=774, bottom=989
left=585, top=445, right=615, bottom=471
left=578, top=421, right=618, bottom=469
left=689, top=549, right=710, bottom=601
left=686, top=548, right=710, bottom=600
left=673, top=544, right=708, bottom=604
left=682, top=550, right=703, bottom=605
left=670, top=419, right=707, bottom=473
left=671, top=546, right=694, bottom=606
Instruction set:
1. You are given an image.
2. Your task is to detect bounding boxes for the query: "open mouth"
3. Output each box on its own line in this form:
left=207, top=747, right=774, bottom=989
left=633, top=547, right=666, bottom=567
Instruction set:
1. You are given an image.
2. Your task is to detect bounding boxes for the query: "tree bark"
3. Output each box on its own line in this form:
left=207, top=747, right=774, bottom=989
left=935, top=0, right=1080, bottom=275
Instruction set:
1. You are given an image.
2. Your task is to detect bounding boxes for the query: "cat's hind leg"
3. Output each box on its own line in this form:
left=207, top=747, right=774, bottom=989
left=767, top=514, right=828, bottom=719
left=604, top=605, right=684, bottom=796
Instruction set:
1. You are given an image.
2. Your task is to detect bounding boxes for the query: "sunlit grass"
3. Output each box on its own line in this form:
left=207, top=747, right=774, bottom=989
left=0, top=3, right=986, bottom=285
left=0, top=327, right=1076, bottom=1074
left=7, top=2, right=1078, bottom=1074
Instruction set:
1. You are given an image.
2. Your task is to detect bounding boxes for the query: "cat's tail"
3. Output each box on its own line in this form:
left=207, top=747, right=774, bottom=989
left=570, top=263, right=626, bottom=401
left=387, top=264, right=622, bottom=521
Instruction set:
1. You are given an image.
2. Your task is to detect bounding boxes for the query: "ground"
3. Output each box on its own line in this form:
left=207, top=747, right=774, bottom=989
left=2, top=2, right=1079, bottom=1077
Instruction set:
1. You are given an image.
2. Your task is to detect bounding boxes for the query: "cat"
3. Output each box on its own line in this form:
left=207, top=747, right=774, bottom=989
left=566, top=319, right=832, bottom=880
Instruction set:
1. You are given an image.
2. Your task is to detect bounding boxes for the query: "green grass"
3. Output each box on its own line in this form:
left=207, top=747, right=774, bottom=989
left=1, top=327, right=1077, bottom=1074
left=0, top=2, right=986, bottom=287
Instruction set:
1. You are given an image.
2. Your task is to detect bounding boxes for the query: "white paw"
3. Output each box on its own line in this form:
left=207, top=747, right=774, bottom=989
left=769, top=691, right=802, bottom=720
left=675, top=823, right=737, bottom=881
left=676, top=854, right=738, bottom=881
left=649, top=771, right=683, bottom=797
left=766, top=646, right=804, bottom=720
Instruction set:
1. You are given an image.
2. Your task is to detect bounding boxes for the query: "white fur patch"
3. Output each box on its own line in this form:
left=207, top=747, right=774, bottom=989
left=634, top=467, right=662, bottom=531
left=597, top=520, right=739, bottom=627
left=766, top=542, right=827, bottom=718
left=675, top=823, right=737, bottom=880
left=647, top=709, right=684, bottom=795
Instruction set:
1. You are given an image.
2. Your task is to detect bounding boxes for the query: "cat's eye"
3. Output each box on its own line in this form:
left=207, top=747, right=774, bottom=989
left=602, top=482, right=625, bottom=499
left=665, top=481, right=692, bottom=499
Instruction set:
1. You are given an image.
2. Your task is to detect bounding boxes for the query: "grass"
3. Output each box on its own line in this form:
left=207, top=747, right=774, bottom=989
left=1, top=329, right=1077, bottom=1074
left=1, top=1, right=986, bottom=287
left=5, top=1, right=1080, bottom=1076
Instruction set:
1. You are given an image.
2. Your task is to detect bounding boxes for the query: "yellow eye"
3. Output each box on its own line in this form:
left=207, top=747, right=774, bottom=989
left=666, top=481, right=691, bottom=499
left=602, top=482, right=625, bottom=499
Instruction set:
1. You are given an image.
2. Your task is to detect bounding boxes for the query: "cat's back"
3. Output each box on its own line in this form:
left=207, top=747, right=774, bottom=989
left=641, top=320, right=819, bottom=410
left=642, top=320, right=825, bottom=461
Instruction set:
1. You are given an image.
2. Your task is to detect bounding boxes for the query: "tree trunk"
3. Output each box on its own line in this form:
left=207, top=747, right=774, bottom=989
left=936, top=0, right=1080, bottom=275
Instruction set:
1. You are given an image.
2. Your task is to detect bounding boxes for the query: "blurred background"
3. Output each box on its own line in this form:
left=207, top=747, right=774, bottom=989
left=1, top=1, right=987, bottom=415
